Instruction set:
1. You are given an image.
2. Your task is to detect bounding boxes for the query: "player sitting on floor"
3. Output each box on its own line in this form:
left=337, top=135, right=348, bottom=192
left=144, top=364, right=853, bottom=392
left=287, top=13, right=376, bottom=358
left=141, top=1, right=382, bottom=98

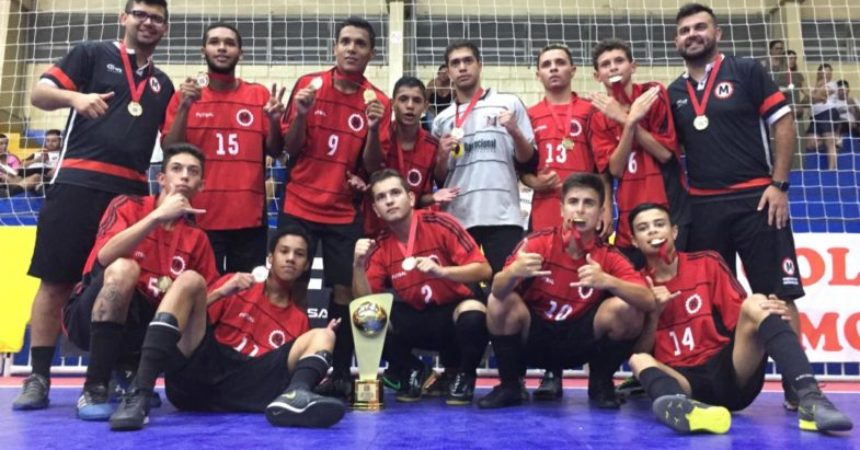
left=353, top=169, right=492, bottom=405
left=108, top=226, right=345, bottom=430
left=479, top=172, right=654, bottom=409
left=627, top=202, right=853, bottom=434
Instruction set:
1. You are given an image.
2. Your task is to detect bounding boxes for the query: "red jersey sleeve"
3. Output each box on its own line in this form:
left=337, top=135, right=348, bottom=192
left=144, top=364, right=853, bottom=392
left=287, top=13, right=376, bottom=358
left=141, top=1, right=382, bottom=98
left=363, top=241, right=388, bottom=293
left=435, top=213, right=486, bottom=266
left=90, top=196, right=144, bottom=264
left=192, top=235, right=219, bottom=285
left=708, top=253, right=747, bottom=331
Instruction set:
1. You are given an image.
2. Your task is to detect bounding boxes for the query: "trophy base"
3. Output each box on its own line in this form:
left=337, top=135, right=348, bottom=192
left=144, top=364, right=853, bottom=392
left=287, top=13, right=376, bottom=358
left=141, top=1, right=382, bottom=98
left=352, top=378, right=384, bottom=411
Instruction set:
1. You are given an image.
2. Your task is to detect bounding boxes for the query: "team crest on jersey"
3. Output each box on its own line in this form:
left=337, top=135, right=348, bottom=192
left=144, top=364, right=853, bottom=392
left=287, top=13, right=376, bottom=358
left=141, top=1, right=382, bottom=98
left=486, top=116, right=499, bottom=127
left=269, top=330, right=286, bottom=348
left=781, top=257, right=796, bottom=276
left=149, top=77, right=161, bottom=94
left=236, top=108, right=254, bottom=127
left=406, top=168, right=422, bottom=187
left=685, top=294, right=703, bottom=315
left=348, top=113, right=365, bottom=132
left=169, top=256, right=187, bottom=276
left=714, top=81, right=734, bottom=99
left=569, top=119, right=583, bottom=137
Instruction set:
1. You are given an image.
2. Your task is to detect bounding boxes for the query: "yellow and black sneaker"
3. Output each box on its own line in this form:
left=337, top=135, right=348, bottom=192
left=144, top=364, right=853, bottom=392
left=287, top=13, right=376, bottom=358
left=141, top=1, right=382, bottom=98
left=798, top=392, right=853, bottom=433
left=652, top=394, right=731, bottom=434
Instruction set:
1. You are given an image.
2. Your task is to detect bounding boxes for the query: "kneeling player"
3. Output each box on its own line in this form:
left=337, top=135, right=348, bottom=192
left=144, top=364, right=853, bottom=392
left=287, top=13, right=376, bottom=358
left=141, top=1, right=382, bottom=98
left=627, top=203, right=852, bottom=434
left=354, top=169, right=492, bottom=405
left=479, top=173, right=655, bottom=409
left=63, top=144, right=218, bottom=421
left=109, top=226, right=345, bottom=430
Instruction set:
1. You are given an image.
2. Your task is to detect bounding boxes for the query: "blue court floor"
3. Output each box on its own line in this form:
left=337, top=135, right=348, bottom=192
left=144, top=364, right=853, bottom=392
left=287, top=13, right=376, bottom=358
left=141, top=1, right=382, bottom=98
left=0, top=384, right=856, bottom=449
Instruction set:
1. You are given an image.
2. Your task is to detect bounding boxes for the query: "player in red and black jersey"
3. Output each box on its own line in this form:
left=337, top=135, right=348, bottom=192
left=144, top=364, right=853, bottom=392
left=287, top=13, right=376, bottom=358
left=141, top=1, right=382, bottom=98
left=626, top=202, right=851, bottom=434
left=62, top=144, right=217, bottom=421
left=162, top=23, right=286, bottom=274
left=525, top=44, right=612, bottom=236
left=14, top=0, right=176, bottom=411
left=107, top=226, right=345, bottom=431
left=589, top=38, right=690, bottom=268
left=478, top=173, right=654, bottom=410
left=353, top=169, right=492, bottom=405
left=361, top=76, right=456, bottom=237
left=279, top=18, right=391, bottom=398
left=667, top=3, right=805, bottom=408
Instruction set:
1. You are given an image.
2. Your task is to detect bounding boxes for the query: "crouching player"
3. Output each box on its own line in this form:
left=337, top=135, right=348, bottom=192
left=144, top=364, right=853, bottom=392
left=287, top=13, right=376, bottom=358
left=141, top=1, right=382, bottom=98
left=627, top=203, right=852, bottom=434
left=108, top=226, right=345, bottom=430
left=354, top=169, right=492, bottom=405
left=479, top=173, right=654, bottom=409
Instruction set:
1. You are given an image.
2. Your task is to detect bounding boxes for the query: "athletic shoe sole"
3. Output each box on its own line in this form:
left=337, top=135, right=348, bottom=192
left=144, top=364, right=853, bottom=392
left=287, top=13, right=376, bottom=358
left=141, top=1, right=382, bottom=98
left=652, top=395, right=731, bottom=434
left=266, top=398, right=345, bottom=428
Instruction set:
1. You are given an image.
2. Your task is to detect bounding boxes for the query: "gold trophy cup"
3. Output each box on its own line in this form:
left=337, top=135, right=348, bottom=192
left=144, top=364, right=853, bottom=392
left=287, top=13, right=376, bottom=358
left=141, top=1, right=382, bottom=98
left=349, top=293, right=393, bottom=410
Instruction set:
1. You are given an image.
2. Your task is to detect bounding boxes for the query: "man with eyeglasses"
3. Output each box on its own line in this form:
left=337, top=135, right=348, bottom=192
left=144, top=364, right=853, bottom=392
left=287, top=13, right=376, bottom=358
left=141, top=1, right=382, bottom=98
left=14, top=0, right=174, bottom=412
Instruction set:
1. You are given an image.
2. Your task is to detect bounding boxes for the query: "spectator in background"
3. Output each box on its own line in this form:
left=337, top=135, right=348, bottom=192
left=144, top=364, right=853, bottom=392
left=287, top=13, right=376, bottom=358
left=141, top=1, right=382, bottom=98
left=807, top=63, right=842, bottom=169
left=760, top=40, right=786, bottom=77
left=424, top=64, right=453, bottom=130
left=23, top=129, right=63, bottom=178
left=833, top=80, right=860, bottom=137
left=0, top=133, right=41, bottom=198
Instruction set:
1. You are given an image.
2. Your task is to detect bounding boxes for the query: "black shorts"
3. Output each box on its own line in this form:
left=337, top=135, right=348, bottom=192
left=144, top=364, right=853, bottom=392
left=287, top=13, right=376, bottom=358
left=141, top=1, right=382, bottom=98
left=687, top=189, right=805, bottom=301
left=28, top=184, right=118, bottom=283
left=387, top=301, right=460, bottom=358
left=617, top=221, right=690, bottom=270
left=164, top=329, right=294, bottom=412
left=206, top=226, right=267, bottom=274
left=278, top=213, right=361, bottom=288
left=525, top=304, right=601, bottom=369
left=467, top=225, right=524, bottom=274
left=62, top=264, right=155, bottom=353
left=807, top=108, right=842, bottom=136
left=673, top=339, right=766, bottom=411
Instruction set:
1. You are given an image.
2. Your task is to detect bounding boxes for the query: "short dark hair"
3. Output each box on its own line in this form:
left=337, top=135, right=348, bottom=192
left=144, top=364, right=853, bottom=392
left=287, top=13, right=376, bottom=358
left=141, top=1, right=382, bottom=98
left=676, top=3, right=717, bottom=25
left=769, top=40, right=785, bottom=51
left=786, top=49, right=797, bottom=56
left=161, top=143, right=205, bottom=175
left=561, top=173, right=605, bottom=206
left=836, top=79, right=850, bottom=89
left=45, top=129, right=62, bottom=137
left=628, top=202, right=672, bottom=231
left=203, top=22, right=242, bottom=49
left=268, top=225, right=311, bottom=254
left=445, top=41, right=481, bottom=65
left=591, top=38, right=633, bottom=70
left=335, top=17, right=376, bottom=50
left=393, top=76, right=426, bottom=98
left=818, top=63, right=833, bottom=71
left=537, top=43, right=573, bottom=67
left=0, top=133, right=8, bottom=140
left=368, top=168, right=409, bottom=196
left=125, top=0, right=169, bottom=21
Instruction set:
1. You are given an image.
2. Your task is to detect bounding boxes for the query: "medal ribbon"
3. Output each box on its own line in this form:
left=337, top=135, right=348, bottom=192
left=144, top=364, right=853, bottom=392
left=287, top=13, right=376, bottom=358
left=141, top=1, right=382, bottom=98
left=394, top=124, right=419, bottom=185
left=333, top=66, right=366, bottom=85
left=544, top=97, right=574, bottom=142
left=395, top=211, right=420, bottom=261
left=454, top=88, right=484, bottom=130
left=684, top=54, right=724, bottom=120
left=119, top=42, right=151, bottom=107
left=155, top=214, right=184, bottom=287
left=610, top=81, right=633, bottom=105
left=561, top=219, right=594, bottom=254
left=207, top=71, right=236, bottom=84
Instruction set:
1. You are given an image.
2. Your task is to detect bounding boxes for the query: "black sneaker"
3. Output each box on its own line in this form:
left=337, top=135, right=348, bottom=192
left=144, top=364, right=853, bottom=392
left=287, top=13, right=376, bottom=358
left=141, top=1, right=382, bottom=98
left=423, top=371, right=451, bottom=397
left=798, top=392, right=853, bottom=432
left=616, top=376, right=645, bottom=398
left=314, top=374, right=354, bottom=402
left=477, top=383, right=527, bottom=409
left=446, top=372, right=476, bottom=406
left=109, top=369, right=162, bottom=408
left=532, top=370, right=563, bottom=401
left=588, top=374, right=621, bottom=409
left=782, top=379, right=799, bottom=411
left=652, top=394, right=731, bottom=434
left=395, top=365, right=432, bottom=403
left=12, top=374, right=50, bottom=410
left=109, top=388, right=151, bottom=431
left=266, top=389, right=346, bottom=428
left=382, top=367, right=406, bottom=392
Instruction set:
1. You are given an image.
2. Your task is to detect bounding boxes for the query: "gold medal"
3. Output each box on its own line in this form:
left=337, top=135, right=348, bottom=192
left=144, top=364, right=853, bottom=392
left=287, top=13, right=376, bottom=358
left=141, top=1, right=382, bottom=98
left=157, top=276, right=172, bottom=293
left=127, top=101, right=143, bottom=117
left=561, top=138, right=574, bottom=150
left=693, top=115, right=709, bottom=131
left=363, top=89, right=377, bottom=104
left=453, top=142, right=465, bottom=159
left=401, top=257, right=417, bottom=271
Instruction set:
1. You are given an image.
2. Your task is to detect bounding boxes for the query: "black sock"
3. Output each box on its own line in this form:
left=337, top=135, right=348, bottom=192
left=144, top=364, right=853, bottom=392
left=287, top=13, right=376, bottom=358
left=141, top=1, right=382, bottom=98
left=329, top=302, right=354, bottom=379
left=758, top=314, right=819, bottom=395
left=456, top=310, right=488, bottom=376
left=84, top=321, right=125, bottom=389
left=638, top=367, right=685, bottom=400
left=383, top=337, right=423, bottom=373
left=30, top=346, right=55, bottom=380
left=131, top=313, right=181, bottom=393
left=288, top=353, right=332, bottom=392
left=589, top=338, right=636, bottom=384
left=490, top=333, right=524, bottom=387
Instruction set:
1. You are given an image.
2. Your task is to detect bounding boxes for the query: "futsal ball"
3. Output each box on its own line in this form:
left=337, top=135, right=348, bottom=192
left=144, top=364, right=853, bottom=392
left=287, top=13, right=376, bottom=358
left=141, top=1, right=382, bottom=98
left=352, top=301, right=388, bottom=337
